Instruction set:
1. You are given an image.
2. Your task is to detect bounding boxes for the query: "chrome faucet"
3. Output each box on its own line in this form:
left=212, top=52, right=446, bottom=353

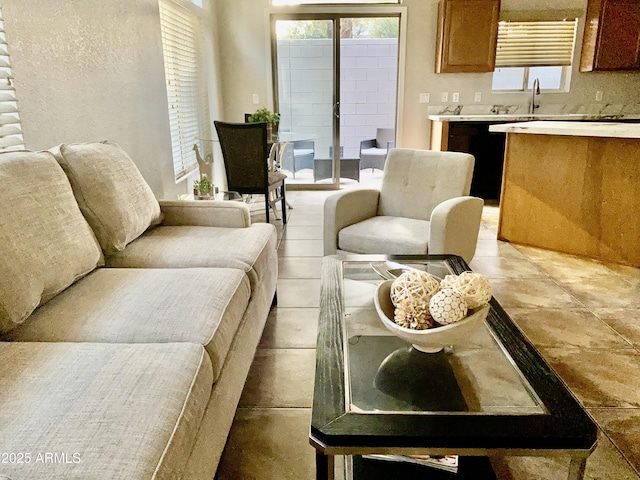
left=529, top=77, right=540, bottom=114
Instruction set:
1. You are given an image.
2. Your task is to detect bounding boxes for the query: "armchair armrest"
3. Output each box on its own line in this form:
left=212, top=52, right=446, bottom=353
left=359, top=139, right=376, bottom=153
left=159, top=200, right=251, bottom=228
left=429, top=196, right=484, bottom=263
left=324, top=189, right=380, bottom=255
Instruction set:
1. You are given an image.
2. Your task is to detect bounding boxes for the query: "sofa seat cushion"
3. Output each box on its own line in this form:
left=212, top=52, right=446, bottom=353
left=0, top=150, right=103, bottom=334
left=0, top=342, right=212, bottom=480
left=51, top=141, right=163, bottom=255
left=4, top=268, right=250, bottom=381
left=338, top=216, right=430, bottom=254
left=106, top=223, right=277, bottom=291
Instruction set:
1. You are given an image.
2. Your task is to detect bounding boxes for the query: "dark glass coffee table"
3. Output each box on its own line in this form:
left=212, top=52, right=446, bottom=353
left=311, top=255, right=597, bottom=480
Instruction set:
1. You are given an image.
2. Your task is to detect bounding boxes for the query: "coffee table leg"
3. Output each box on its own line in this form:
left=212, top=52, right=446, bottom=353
left=315, top=452, right=334, bottom=480
left=567, top=453, right=588, bottom=480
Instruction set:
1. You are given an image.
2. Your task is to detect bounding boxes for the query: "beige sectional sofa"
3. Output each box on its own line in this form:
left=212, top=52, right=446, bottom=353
left=0, top=142, right=278, bottom=479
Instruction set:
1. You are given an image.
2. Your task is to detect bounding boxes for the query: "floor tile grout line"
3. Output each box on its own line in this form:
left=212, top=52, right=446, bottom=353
left=583, top=416, right=640, bottom=478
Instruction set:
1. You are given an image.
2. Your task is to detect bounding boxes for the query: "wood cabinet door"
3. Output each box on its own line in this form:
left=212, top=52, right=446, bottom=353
left=580, top=0, right=640, bottom=71
left=435, top=0, right=501, bottom=73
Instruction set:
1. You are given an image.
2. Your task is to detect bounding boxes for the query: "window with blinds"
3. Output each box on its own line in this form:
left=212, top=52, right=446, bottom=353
left=495, top=20, right=578, bottom=68
left=492, top=19, right=578, bottom=92
left=159, top=0, right=210, bottom=181
left=0, top=8, right=24, bottom=151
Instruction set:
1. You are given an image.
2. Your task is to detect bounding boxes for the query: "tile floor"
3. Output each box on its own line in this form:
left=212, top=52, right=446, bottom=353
left=215, top=177, right=640, bottom=480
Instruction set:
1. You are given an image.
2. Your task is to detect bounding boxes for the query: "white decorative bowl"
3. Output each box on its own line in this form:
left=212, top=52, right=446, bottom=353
left=374, top=280, right=490, bottom=353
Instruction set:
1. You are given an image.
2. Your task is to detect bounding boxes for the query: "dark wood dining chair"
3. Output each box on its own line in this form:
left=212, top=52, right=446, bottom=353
left=214, top=121, right=287, bottom=224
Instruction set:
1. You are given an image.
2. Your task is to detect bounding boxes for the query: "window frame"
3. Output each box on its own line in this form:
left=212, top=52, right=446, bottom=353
left=492, top=65, right=572, bottom=93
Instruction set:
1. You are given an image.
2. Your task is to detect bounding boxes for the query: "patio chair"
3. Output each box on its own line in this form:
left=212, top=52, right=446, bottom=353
left=214, top=121, right=287, bottom=224
left=324, top=148, right=483, bottom=262
left=359, top=127, right=395, bottom=171
left=280, top=140, right=315, bottom=177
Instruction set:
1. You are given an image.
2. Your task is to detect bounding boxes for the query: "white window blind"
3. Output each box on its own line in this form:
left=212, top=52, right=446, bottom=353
left=0, top=8, right=24, bottom=151
left=495, top=20, right=578, bottom=68
left=159, top=0, right=210, bottom=181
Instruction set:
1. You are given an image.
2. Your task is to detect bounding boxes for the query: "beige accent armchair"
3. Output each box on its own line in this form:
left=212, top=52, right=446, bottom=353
left=324, top=148, right=484, bottom=263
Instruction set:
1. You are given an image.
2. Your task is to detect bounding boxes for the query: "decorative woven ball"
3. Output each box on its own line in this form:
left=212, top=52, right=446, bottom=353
left=440, top=274, right=458, bottom=290
left=394, top=297, right=435, bottom=330
left=429, top=288, right=468, bottom=325
left=390, top=270, right=441, bottom=307
left=448, top=271, right=492, bottom=309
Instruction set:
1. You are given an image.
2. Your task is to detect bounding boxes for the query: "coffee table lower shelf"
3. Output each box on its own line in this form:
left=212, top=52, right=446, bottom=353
left=349, top=454, right=496, bottom=479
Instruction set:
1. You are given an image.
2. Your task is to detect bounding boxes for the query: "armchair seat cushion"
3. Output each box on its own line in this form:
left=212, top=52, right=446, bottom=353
left=0, top=342, right=211, bottom=480
left=338, top=216, right=429, bottom=255
left=360, top=147, right=388, bottom=157
left=5, top=267, right=250, bottom=382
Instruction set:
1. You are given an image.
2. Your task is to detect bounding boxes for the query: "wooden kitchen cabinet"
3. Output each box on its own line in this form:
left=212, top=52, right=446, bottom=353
left=435, top=0, right=501, bottom=73
left=580, top=0, right=640, bottom=71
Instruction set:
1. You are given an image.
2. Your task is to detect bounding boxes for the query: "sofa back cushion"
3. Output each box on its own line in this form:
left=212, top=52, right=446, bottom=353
left=0, top=150, right=103, bottom=333
left=51, top=141, right=163, bottom=255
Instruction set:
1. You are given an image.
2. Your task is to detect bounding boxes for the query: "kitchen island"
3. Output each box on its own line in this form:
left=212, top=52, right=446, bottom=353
left=489, top=121, right=640, bottom=267
left=428, top=112, right=640, bottom=202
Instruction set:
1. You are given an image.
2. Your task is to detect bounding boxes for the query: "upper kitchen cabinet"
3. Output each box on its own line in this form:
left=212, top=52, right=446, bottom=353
left=580, top=0, right=640, bottom=71
left=435, top=0, right=501, bottom=73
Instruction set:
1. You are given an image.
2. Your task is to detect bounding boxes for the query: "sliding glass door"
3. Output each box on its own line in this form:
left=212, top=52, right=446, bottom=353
left=274, top=18, right=338, bottom=187
left=272, top=14, right=399, bottom=189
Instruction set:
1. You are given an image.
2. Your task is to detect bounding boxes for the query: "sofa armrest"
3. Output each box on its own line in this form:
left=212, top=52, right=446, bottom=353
left=429, top=196, right=484, bottom=263
left=159, top=200, right=251, bottom=228
left=324, top=189, right=380, bottom=255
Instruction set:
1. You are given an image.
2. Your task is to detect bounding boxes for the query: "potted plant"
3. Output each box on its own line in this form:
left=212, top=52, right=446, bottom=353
left=199, top=175, right=212, bottom=199
left=193, top=175, right=213, bottom=199
left=248, top=107, right=280, bottom=141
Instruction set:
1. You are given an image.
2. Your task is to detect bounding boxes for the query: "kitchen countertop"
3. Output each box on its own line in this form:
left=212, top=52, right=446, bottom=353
left=428, top=113, right=640, bottom=122
left=488, top=121, right=640, bottom=139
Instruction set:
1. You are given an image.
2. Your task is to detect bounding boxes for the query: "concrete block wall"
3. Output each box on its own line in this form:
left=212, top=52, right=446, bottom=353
left=277, top=37, right=397, bottom=163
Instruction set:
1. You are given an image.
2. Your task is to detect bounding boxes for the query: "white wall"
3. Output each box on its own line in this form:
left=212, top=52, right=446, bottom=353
left=2, top=0, right=221, bottom=200
left=216, top=0, right=271, bottom=122
left=216, top=0, right=640, bottom=151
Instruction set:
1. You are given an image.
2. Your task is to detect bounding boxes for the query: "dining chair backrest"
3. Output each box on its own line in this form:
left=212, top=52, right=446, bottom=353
left=214, top=121, right=269, bottom=194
